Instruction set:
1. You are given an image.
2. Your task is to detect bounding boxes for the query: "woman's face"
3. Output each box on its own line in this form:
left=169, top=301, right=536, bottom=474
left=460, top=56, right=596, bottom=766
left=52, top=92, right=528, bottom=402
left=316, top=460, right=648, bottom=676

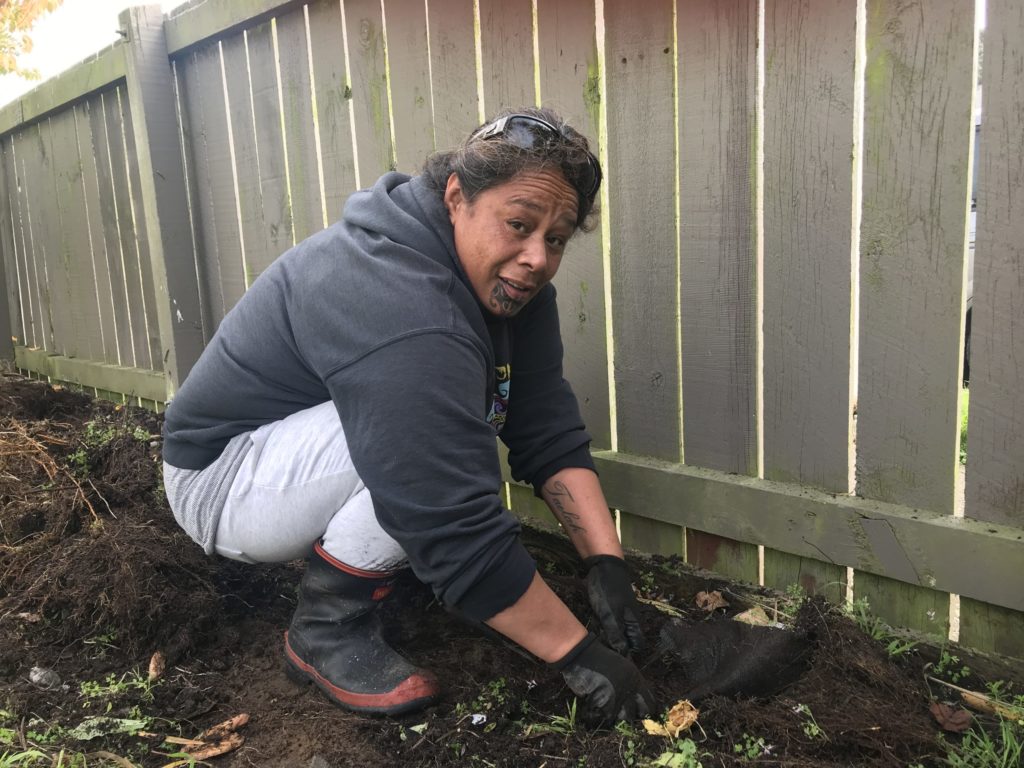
left=444, top=170, right=578, bottom=318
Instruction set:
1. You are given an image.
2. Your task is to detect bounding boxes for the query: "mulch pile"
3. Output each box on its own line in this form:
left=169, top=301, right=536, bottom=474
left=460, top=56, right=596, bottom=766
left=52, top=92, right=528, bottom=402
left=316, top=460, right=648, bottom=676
left=0, top=372, right=1018, bottom=767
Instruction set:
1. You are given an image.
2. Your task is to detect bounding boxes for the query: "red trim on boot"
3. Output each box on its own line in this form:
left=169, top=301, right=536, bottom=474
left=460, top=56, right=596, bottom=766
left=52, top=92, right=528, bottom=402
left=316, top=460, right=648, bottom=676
left=284, top=631, right=440, bottom=713
left=314, top=541, right=401, bottom=580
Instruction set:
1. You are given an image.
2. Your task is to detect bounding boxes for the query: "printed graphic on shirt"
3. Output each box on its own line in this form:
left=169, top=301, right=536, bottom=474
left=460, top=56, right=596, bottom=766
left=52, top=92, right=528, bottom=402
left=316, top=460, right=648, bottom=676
left=487, top=364, right=510, bottom=433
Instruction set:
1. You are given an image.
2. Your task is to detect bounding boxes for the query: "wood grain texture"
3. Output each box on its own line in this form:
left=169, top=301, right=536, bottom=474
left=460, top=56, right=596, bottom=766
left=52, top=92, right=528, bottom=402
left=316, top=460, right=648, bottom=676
left=854, top=570, right=949, bottom=638
left=178, top=46, right=241, bottom=327
left=0, top=142, right=15, bottom=359
left=686, top=529, right=759, bottom=584
left=763, top=0, right=855, bottom=491
left=306, top=0, right=357, bottom=222
left=857, top=0, right=975, bottom=513
left=537, top=0, right=610, bottom=450
left=763, top=550, right=846, bottom=604
left=117, top=95, right=163, bottom=372
left=425, top=0, right=480, bottom=150
left=275, top=9, right=325, bottom=241
left=605, top=0, right=679, bottom=462
left=344, top=0, right=394, bottom=183
left=382, top=0, right=434, bottom=173
left=678, top=0, right=758, bottom=475
left=620, top=513, right=684, bottom=558
left=963, top=0, right=1024, bottom=527
left=220, top=32, right=270, bottom=284
left=87, top=94, right=134, bottom=365
left=22, top=122, right=62, bottom=355
left=103, top=88, right=152, bottom=370
left=10, top=133, right=43, bottom=350
left=0, top=138, right=26, bottom=350
left=958, top=597, right=1024, bottom=659
left=76, top=102, right=120, bottom=364
left=246, top=22, right=296, bottom=263
left=48, top=108, right=100, bottom=362
left=479, top=0, right=534, bottom=114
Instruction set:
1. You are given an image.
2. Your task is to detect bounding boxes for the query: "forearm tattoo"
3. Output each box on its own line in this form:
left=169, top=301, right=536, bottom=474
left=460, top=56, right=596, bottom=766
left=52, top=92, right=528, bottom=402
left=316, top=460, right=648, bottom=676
left=544, top=480, right=586, bottom=534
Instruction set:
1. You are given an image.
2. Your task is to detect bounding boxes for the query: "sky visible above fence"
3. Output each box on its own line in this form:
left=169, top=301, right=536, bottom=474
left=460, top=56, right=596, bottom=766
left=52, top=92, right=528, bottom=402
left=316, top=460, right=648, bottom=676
left=0, top=0, right=187, bottom=108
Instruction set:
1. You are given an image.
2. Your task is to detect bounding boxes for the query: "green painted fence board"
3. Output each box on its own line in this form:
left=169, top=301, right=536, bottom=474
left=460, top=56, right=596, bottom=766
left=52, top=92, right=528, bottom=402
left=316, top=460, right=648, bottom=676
left=507, top=482, right=558, bottom=529
left=855, top=571, right=949, bottom=639
left=592, top=449, right=1024, bottom=613
left=959, top=597, right=1024, bottom=660
left=15, top=345, right=165, bottom=403
left=686, top=529, right=759, bottom=584
left=620, top=513, right=684, bottom=559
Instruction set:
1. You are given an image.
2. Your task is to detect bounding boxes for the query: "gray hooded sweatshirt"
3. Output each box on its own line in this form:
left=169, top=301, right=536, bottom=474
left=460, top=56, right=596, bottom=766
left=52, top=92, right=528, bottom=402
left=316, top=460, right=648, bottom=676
left=162, top=172, right=595, bottom=621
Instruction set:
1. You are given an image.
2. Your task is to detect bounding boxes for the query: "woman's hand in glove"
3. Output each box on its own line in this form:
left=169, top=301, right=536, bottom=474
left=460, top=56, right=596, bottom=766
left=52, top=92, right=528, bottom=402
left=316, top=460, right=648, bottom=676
left=585, top=555, right=645, bottom=655
left=552, top=632, right=655, bottom=726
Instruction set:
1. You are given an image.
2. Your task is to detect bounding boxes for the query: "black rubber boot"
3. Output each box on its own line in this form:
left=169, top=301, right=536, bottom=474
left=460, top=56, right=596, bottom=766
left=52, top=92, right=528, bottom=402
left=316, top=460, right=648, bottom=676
left=284, top=541, right=440, bottom=715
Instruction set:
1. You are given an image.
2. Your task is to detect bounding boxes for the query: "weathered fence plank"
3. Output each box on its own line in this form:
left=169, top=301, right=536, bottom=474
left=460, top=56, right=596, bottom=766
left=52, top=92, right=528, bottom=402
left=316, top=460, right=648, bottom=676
left=857, top=0, right=974, bottom=514
left=620, top=512, right=684, bottom=559
left=102, top=88, right=151, bottom=370
left=179, top=47, right=238, bottom=327
left=275, top=8, right=325, bottom=241
left=245, top=22, right=296, bottom=261
left=76, top=102, right=120, bottom=364
left=761, top=0, right=857, bottom=598
left=604, top=0, right=679, bottom=462
left=87, top=93, right=134, bottom=365
left=344, top=0, right=394, bottom=184
left=677, top=0, right=759, bottom=582
left=382, top=0, right=434, bottom=174
left=164, top=0, right=302, bottom=57
left=306, top=0, right=357, bottom=223
left=964, top=0, right=1024, bottom=528
left=855, top=572, right=950, bottom=638
left=479, top=0, right=535, bottom=114
left=10, top=133, right=43, bottom=350
left=220, top=32, right=271, bottom=283
left=0, top=143, right=15, bottom=360
left=0, top=138, right=25, bottom=352
left=536, top=0, right=610, bottom=450
left=959, top=0, right=1024, bottom=659
left=48, top=107, right=98, bottom=361
left=23, top=123, right=62, bottom=355
left=426, top=0, right=480, bottom=149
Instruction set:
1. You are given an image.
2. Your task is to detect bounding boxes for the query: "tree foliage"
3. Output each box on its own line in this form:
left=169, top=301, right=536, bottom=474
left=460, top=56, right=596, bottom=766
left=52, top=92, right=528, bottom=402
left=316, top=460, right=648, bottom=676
left=0, top=0, right=64, bottom=79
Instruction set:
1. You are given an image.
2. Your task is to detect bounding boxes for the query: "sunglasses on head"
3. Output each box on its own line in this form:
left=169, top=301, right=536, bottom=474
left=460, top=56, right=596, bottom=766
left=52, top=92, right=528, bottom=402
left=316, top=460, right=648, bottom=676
left=472, top=113, right=603, bottom=199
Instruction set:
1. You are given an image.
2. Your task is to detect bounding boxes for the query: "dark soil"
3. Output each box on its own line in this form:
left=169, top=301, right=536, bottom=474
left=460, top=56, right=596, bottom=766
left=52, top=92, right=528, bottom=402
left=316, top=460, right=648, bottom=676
left=0, top=373, right=1019, bottom=767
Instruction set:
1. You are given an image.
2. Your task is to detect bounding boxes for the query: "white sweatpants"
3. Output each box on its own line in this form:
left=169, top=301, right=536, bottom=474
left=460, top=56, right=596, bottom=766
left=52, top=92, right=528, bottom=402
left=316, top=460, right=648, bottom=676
left=213, top=400, right=408, bottom=572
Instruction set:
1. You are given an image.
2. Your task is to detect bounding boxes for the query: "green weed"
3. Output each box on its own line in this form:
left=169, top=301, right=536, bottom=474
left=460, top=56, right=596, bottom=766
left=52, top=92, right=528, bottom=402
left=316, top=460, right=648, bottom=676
left=933, top=651, right=971, bottom=685
left=844, top=598, right=918, bottom=657
left=79, top=670, right=155, bottom=708
left=652, top=738, right=708, bottom=768
left=943, top=715, right=1024, bottom=768
left=733, top=733, right=773, bottom=761
left=792, top=703, right=827, bottom=741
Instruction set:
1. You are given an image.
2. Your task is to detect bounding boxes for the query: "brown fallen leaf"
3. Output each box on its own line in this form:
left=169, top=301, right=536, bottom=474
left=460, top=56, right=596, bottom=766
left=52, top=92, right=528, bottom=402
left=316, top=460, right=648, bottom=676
left=643, top=700, right=700, bottom=738
left=187, top=732, right=244, bottom=761
left=695, top=590, right=729, bottom=612
left=199, top=713, right=250, bottom=742
left=148, top=651, right=166, bottom=681
left=929, top=701, right=972, bottom=733
left=733, top=606, right=772, bottom=626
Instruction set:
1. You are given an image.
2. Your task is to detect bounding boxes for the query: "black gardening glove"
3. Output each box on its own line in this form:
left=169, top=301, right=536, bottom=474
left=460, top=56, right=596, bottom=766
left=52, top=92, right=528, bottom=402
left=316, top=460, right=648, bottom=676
left=585, top=555, right=645, bottom=655
left=552, top=632, right=655, bottom=726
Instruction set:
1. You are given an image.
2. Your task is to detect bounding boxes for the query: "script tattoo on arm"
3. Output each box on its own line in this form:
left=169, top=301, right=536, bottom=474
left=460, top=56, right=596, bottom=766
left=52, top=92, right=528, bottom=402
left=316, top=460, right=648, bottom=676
left=544, top=480, right=586, bottom=535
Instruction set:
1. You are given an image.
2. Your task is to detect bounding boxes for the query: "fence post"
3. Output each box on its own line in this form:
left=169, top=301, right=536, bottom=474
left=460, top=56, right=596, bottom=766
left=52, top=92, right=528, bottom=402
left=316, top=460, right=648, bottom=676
left=0, top=257, right=11, bottom=363
left=119, top=4, right=204, bottom=399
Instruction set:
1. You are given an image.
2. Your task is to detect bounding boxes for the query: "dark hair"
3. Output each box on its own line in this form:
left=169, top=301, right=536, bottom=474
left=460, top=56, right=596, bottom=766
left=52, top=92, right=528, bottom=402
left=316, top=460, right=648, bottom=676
left=422, top=106, right=601, bottom=232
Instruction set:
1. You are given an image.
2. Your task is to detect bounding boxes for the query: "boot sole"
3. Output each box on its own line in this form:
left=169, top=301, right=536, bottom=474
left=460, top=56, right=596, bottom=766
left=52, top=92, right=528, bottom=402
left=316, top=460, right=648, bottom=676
left=283, top=633, right=439, bottom=716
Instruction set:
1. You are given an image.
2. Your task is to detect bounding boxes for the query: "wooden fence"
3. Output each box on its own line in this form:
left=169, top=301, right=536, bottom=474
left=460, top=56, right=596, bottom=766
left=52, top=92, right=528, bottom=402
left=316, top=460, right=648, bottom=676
left=1, top=0, right=1022, bottom=660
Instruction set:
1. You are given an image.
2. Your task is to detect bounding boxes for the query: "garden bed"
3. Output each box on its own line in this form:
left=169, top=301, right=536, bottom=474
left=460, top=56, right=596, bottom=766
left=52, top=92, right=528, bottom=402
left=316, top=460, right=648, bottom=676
left=0, top=373, right=1021, bottom=767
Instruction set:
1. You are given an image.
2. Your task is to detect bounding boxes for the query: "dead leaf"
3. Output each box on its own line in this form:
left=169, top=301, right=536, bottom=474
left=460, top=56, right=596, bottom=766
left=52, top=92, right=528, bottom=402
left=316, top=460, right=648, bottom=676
left=642, top=700, right=700, bottom=737
left=733, top=606, right=772, bottom=626
left=929, top=701, right=972, bottom=733
left=148, top=651, right=166, bottom=681
left=695, top=590, right=729, bottom=612
left=199, top=713, right=250, bottom=742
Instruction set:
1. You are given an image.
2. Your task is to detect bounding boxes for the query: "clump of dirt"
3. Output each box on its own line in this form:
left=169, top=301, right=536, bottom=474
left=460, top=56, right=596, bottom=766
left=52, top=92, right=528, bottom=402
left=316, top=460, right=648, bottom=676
left=0, top=373, right=1017, bottom=767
